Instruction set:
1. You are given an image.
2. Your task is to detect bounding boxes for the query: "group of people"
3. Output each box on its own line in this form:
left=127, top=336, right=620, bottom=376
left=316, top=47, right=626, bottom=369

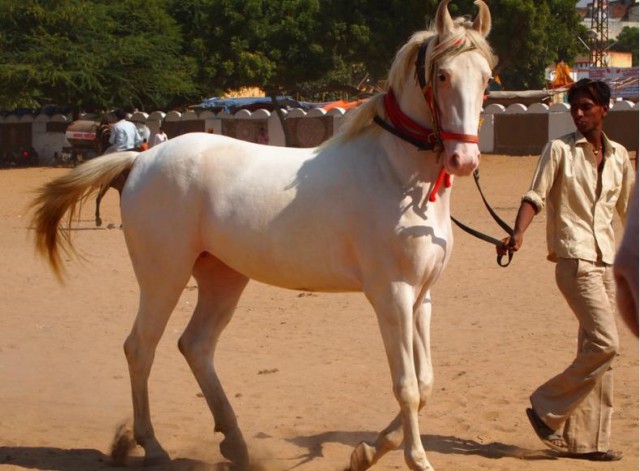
left=100, top=108, right=169, bottom=154
left=497, top=78, right=637, bottom=462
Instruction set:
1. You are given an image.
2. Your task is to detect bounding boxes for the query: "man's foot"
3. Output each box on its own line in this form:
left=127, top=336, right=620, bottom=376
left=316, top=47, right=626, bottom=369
left=525, top=408, right=568, bottom=452
left=564, top=450, right=623, bottom=462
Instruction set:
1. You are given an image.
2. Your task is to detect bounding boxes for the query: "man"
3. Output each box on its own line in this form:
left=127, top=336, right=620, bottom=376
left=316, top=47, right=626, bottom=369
left=498, top=79, right=635, bottom=461
left=106, top=109, right=142, bottom=153
left=152, top=126, right=168, bottom=147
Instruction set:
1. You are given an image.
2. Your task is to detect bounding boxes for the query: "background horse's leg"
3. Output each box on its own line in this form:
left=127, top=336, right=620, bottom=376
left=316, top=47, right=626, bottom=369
left=350, top=291, right=434, bottom=471
left=95, top=184, right=109, bottom=226
left=178, top=253, right=250, bottom=467
left=122, top=244, right=195, bottom=465
left=364, top=282, right=433, bottom=471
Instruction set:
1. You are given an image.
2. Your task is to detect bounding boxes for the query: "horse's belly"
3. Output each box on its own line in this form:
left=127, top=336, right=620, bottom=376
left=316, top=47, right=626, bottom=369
left=205, top=232, right=363, bottom=292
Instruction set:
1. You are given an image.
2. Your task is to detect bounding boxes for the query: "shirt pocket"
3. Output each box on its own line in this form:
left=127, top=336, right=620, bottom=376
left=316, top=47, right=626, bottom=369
left=602, top=161, right=622, bottom=202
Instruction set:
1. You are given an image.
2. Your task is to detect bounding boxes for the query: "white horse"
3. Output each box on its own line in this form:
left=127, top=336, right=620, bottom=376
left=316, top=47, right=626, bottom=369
left=30, top=1, right=495, bottom=470
left=614, top=178, right=639, bottom=337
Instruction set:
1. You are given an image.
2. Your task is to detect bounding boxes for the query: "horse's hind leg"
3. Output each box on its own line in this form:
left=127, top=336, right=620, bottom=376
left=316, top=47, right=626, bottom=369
left=351, top=291, right=434, bottom=471
left=95, top=184, right=109, bottom=226
left=123, top=247, right=195, bottom=465
left=178, top=253, right=250, bottom=467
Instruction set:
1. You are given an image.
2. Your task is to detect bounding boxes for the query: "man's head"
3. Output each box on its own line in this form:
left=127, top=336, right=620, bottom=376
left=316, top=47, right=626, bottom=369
left=568, top=79, right=610, bottom=136
left=115, top=108, right=127, bottom=121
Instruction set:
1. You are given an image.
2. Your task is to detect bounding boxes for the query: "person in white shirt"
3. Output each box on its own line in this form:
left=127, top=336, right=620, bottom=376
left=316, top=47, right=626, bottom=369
left=106, top=109, right=142, bottom=153
left=152, top=127, right=169, bottom=147
left=498, top=79, right=634, bottom=462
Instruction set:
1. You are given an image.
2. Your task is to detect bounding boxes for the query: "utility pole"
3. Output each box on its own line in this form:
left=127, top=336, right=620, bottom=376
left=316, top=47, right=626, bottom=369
left=589, top=0, right=609, bottom=67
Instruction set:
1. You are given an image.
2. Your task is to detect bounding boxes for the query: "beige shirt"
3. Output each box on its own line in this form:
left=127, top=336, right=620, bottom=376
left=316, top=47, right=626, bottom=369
left=522, top=131, right=635, bottom=264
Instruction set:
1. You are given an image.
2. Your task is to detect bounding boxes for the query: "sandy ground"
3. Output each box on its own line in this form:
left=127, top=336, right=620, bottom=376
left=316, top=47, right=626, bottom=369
left=0, top=155, right=637, bottom=471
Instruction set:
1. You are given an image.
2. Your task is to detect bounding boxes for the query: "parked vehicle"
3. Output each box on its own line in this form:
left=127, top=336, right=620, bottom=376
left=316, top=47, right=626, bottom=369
left=60, top=120, right=110, bottom=166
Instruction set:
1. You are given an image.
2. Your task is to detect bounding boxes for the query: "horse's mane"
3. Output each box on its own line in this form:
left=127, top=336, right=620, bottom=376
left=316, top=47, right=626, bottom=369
left=324, top=16, right=496, bottom=148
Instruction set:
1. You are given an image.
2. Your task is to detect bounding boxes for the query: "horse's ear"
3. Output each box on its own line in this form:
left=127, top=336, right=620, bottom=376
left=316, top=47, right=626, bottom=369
left=472, top=0, right=491, bottom=37
left=435, top=0, right=454, bottom=37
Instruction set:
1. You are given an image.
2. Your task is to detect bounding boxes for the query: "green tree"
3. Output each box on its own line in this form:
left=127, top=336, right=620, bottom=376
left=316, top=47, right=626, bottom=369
left=426, top=0, right=584, bottom=90
left=0, top=0, right=197, bottom=114
left=486, top=0, right=584, bottom=89
left=610, top=26, right=639, bottom=66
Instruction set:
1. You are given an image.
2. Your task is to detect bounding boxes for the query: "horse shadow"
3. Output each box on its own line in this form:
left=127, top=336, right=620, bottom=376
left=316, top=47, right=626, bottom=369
left=0, top=433, right=556, bottom=471
left=284, top=431, right=558, bottom=468
left=0, top=446, right=231, bottom=471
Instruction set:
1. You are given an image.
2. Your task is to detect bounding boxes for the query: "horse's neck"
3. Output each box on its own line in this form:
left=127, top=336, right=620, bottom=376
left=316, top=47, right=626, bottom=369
left=380, top=83, right=443, bottom=190
left=397, top=75, right=435, bottom=132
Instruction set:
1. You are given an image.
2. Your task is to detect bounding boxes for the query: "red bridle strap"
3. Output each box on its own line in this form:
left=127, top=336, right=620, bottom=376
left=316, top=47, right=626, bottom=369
left=440, top=131, right=479, bottom=143
left=423, top=88, right=479, bottom=144
left=383, top=88, right=437, bottom=147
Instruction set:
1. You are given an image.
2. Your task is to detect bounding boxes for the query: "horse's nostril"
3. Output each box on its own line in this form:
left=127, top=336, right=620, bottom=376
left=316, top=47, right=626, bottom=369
left=450, top=154, right=461, bottom=169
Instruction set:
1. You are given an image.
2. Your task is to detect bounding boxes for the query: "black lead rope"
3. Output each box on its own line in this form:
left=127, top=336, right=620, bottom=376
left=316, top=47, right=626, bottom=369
left=451, top=169, right=515, bottom=267
left=373, top=116, right=437, bottom=151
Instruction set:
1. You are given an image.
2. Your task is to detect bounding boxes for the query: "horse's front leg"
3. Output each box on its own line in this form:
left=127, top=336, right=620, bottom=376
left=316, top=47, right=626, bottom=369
left=362, top=282, right=433, bottom=471
left=351, top=291, right=434, bottom=471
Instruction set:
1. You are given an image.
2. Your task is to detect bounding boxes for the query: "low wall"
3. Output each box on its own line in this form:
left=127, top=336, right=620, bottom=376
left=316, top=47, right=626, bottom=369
left=1, top=100, right=638, bottom=164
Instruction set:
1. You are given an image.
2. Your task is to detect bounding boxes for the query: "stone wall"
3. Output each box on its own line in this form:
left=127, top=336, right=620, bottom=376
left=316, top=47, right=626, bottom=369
left=1, top=100, right=637, bottom=164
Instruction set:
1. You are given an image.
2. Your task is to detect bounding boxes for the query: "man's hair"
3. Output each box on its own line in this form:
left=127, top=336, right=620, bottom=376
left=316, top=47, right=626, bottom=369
left=114, top=108, right=127, bottom=120
left=568, top=79, right=611, bottom=107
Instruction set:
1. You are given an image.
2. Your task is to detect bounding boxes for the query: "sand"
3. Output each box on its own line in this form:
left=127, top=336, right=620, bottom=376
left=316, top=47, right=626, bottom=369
left=0, top=155, right=637, bottom=471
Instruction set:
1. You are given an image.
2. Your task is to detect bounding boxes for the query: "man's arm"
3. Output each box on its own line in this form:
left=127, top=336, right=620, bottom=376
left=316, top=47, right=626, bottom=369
left=497, top=200, right=537, bottom=256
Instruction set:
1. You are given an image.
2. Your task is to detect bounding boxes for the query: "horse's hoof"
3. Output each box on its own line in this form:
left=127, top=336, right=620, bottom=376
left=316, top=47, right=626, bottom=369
left=220, top=433, right=249, bottom=467
left=143, top=452, right=171, bottom=467
left=350, top=442, right=376, bottom=471
left=141, top=437, right=171, bottom=467
left=406, top=453, right=433, bottom=471
left=96, top=218, right=102, bottom=227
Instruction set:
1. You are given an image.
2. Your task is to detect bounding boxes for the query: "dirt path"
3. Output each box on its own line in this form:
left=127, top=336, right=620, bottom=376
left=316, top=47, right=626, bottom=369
left=0, top=156, right=637, bottom=471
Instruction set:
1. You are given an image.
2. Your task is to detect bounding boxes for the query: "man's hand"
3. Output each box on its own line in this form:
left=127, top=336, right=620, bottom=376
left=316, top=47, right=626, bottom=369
left=496, top=233, right=523, bottom=258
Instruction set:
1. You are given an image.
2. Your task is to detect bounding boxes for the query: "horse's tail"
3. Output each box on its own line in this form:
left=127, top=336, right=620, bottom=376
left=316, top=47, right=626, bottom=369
left=30, top=151, right=138, bottom=280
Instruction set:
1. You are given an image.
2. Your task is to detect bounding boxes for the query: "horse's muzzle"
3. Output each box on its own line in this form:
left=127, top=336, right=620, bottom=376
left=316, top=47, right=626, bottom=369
left=444, top=142, right=479, bottom=176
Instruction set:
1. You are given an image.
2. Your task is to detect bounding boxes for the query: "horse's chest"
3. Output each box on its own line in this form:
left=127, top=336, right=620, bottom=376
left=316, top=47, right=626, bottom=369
left=388, top=216, right=452, bottom=279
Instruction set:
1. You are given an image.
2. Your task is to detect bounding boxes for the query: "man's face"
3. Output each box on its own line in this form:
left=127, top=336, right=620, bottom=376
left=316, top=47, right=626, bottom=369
left=570, top=91, right=608, bottom=135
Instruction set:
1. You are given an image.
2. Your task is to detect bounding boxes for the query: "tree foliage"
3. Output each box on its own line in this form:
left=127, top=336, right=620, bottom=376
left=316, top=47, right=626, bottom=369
left=610, top=26, right=639, bottom=66
left=0, top=0, right=196, bottom=113
left=486, top=0, right=584, bottom=89
left=0, top=0, right=599, bottom=112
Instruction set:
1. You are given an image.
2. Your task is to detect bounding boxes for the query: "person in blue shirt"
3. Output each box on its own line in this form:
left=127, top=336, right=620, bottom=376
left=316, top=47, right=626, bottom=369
left=106, top=109, right=142, bottom=153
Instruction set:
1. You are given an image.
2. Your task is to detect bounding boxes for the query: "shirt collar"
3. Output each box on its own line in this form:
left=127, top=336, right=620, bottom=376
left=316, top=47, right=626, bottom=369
left=575, top=130, right=613, bottom=157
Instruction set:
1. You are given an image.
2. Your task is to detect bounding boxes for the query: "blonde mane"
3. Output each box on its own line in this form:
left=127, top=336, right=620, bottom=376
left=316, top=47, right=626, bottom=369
left=325, top=16, right=495, bottom=148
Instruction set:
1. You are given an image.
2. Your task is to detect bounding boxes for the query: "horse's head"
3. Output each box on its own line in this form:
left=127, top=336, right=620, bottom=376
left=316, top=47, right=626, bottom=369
left=385, top=0, right=495, bottom=177
left=429, top=0, right=494, bottom=175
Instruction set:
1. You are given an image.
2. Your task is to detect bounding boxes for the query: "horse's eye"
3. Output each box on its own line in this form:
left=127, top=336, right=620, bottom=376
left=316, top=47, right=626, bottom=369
left=438, top=73, right=446, bottom=82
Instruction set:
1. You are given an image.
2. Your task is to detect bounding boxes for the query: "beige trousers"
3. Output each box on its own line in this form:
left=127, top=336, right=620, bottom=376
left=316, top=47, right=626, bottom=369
left=530, top=258, right=619, bottom=453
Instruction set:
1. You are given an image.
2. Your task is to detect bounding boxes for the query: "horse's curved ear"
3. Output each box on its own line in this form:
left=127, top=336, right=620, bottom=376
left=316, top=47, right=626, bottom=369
left=435, top=0, right=454, bottom=37
left=472, top=0, right=491, bottom=37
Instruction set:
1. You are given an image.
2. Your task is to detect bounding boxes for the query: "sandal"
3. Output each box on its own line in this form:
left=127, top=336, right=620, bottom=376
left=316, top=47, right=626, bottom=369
left=525, top=408, right=568, bottom=452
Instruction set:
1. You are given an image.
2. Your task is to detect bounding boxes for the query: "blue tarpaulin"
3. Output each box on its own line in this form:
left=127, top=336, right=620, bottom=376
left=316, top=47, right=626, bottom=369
left=196, top=96, right=319, bottom=113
